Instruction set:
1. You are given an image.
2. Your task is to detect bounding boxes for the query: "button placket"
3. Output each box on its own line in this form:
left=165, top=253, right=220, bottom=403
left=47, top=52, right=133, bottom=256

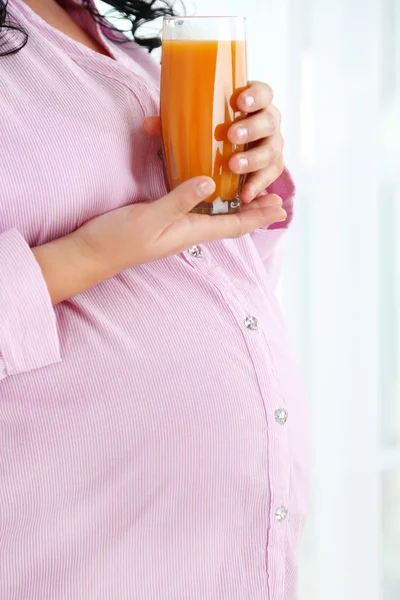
left=244, top=316, right=259, bottom=331
left=274, top=506, right=289, bottom=522
left=274, top=408, right=288, bottom=425
left=180, top=248, right=291, bottom=576
left=188, top=245, right=203, bottom=258
left=180, top=243, right=219, bottom=272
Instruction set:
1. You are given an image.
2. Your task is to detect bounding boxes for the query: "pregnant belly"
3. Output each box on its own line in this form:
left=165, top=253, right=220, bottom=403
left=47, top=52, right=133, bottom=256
left=0, top=254, right=310, bottom=599
left=0, top=276, right=273, bottom=597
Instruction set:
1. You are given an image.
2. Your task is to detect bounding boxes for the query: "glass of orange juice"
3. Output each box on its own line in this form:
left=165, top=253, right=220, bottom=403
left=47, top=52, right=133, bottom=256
left=160, top=16, right=248, bottom=215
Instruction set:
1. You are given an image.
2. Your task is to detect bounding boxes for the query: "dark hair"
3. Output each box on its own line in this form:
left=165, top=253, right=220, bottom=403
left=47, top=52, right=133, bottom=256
left=0, top=0, right=178, bottom=57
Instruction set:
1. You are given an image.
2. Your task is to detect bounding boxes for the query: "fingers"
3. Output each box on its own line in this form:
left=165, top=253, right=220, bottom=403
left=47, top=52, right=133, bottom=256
left=240, top=193, right=284, bottom=214
left=227, top=101, right=284, bottom=201
left=154, top=177, right=216, bottom=225
left=236, top=81, right=274, bottom=113
left=229, top=135, right=282, bottom=175
left=193, top=194, right=286, bottom=242
left=268, top=104, right=282, bottom=126
left=241, top=162, right=284, bottom=203
left=143, top=116, right=162, bottom=137
left=228, top=109, right=275, bottom=145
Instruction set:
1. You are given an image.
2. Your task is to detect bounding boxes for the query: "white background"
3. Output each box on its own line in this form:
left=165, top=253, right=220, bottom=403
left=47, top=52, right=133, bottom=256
left=101, top=0, right=400, bottom=597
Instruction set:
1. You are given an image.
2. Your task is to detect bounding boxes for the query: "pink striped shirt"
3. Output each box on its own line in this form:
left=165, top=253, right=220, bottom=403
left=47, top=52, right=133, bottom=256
left=0, top=0, right=310, bottom=597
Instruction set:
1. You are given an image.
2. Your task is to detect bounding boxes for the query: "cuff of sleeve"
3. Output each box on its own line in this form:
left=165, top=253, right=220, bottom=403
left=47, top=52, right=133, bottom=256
left=267, top=167, right=295, bottom=230
left=0, top=229, right=61, bottom=380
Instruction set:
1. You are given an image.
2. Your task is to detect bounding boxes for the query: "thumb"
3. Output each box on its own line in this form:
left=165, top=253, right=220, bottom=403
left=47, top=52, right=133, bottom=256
left=155, top=177, right=216, bottom=223
left=143, top=116, right=162, bottom=137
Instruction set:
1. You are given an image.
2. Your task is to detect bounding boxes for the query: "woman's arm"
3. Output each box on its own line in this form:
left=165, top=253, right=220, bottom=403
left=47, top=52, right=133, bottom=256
left=0, top=177, right=285, bottom=381
left=32, top=232, right=111, bottom=306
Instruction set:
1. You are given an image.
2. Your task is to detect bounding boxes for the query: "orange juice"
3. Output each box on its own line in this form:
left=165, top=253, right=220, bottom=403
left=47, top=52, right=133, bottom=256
left=160, top=39, right=248, bottom=214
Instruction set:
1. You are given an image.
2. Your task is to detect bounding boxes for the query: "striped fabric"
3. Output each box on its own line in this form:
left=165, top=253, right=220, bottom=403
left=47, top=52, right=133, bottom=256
left=0, top=0, right=311, bottom=597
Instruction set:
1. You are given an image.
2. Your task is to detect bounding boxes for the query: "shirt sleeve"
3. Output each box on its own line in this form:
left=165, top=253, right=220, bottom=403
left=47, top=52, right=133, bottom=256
left=0, top=229, right=61, bottom=382
left=250, top=168, right=295, bottom=289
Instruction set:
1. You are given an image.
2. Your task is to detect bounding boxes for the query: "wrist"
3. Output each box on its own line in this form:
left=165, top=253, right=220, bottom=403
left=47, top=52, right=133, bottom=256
left=32, top=231, right=114, bottom=305
left=72, top=227, right=119, bottom=281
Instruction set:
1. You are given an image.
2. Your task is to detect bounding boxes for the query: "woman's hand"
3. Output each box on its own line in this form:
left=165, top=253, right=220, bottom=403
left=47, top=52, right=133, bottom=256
left=144, top=81, right=284, bottom=205
left=227, top=81, right=284, bottom=203
left=33, top=177, right=286, bottom=305
left=79, top=177, right=286, bottom=276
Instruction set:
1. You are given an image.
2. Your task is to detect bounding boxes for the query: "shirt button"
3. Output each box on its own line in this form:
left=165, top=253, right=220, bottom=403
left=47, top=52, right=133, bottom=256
left=275, top=506, right=288, bottom=522
left=244, top=316, right=259, bottom=330
left=274, top=408, right=288, bottom=425
left=188, top=245, right=203, bottom=258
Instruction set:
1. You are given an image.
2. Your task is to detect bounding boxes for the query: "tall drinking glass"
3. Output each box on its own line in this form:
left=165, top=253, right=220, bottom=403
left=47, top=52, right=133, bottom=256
left=160, top=16, right=248, bottom=215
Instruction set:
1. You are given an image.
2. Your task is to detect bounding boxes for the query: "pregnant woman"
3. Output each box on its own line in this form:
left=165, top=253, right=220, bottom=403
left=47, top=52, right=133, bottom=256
left=0, top=0, right=310, bottom=598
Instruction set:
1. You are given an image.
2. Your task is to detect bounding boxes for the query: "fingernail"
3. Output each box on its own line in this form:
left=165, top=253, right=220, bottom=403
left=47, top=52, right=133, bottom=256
left=245, top=96, right=255, bottom=109
left=196, top=179, right=215, bottom=199
left=236, top=127, right=248, bottom=142
left=237, top=157, right=249, bottom=173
